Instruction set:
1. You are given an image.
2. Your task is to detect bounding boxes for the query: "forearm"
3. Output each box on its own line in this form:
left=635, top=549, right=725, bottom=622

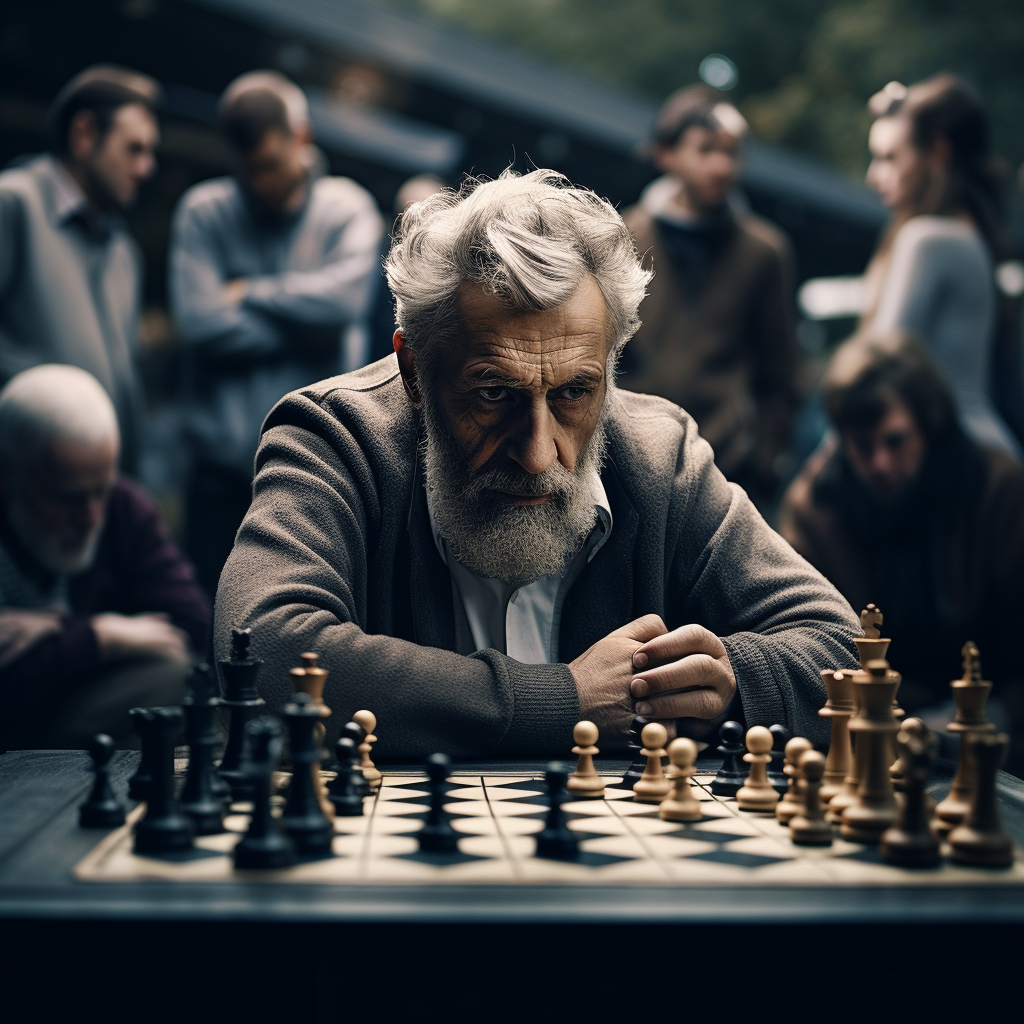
left=213, top=605, right=579, bottom=759
left=722, top=623, right=857, bottom=746
left=0, top=616, right=100, bottom=703
left=243, top=265, right=376, bottom=328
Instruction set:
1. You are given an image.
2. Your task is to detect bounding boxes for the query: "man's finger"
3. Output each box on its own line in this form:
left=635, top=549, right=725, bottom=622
left=632, top=623, right=724, bottom=670
left=630, top=652, right=726, bottom=698
left=636, top=687, right=727, bottom=721
left=610, top=614, right=668, bottom=643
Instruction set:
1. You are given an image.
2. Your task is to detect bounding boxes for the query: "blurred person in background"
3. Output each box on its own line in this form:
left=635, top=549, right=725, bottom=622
left=862, top=74, right=1021, bottom=461
left=618, top=84, right=800, bottom=510
left=0, top=366, right=209, bottom=750
left=366, top=174, right=447, bottom=366
left=778, top=333, right=1024, bottom=772
left=0, top=65, right=160, bottom=472
left=170, top=71, right=385, bottom=595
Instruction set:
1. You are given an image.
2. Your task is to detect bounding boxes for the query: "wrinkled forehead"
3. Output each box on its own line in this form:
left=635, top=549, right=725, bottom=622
left=450, top=277, right=613, bottom=383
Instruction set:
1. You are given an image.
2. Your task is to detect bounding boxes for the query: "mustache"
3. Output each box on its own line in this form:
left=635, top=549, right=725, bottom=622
left=460, top=461, right=576, bottom=502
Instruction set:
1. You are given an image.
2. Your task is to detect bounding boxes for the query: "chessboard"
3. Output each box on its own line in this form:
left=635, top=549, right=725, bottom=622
left=73, top=767, right=1024, bottom=888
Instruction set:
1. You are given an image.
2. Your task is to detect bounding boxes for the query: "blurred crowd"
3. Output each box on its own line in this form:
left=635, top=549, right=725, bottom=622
left=0, top=65, right=1020, bottom=768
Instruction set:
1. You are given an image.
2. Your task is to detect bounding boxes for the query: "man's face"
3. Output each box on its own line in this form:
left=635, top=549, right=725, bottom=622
left=842, top=398, right=927, bottom=501
left=410, top=277, right=614, bottom=586
left=232, top=125, right=311, bottom=213
left=656, top=125, right=741, bottom=211
left=4, top=435, right=118, bottom=574
left=74, top=103, right=159, bottom=211
left=866, top=116, right=926, bottom=214
left=436, top=276, right=611, bottom=483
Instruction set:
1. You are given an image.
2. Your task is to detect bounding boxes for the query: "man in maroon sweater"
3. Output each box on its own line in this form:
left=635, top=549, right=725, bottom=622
left=0, top=365, right=209, bottom=749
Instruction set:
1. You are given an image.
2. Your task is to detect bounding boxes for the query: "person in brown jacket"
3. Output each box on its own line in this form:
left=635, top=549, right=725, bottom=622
left=620, top=85, right=800, bottom=507
left=778, top=333, right=1024, bottom=772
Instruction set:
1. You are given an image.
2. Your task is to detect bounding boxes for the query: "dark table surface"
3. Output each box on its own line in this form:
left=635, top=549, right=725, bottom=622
left=3, top=748, right=1024, bottom=926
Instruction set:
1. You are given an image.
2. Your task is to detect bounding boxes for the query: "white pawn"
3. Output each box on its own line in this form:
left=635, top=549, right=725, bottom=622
left=633, top=722, right=671, bottom=803
left=352, top=709, right=382, bottom=784
left=567, top=721, right=606, bottom=798
left=659, top=737, right=702, bottom=821
left=736, top=725, right=781, bottom=811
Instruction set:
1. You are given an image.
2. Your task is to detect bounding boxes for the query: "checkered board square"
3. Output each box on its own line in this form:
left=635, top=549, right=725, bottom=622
left=73, top=770, right=1024, bottom=887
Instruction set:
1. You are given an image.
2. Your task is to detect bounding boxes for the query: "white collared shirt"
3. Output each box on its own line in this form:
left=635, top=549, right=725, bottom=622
left=427, top=474, right=613, bottom=664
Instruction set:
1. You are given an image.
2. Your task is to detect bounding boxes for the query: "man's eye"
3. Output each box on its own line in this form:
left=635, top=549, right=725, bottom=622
left=477, top=387, right=509, bottom=403
left=558, top=387, right=588, bottom=402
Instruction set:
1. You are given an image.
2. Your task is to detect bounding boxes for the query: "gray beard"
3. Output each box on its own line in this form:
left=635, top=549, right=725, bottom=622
left=6, top=497, right=102, bottom=577
left=421, top=391, right=610, bottom=589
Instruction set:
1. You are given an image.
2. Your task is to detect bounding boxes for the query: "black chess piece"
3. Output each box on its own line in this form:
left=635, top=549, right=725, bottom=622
left=133, top=707, right=194, bottom=855
left=617, top=716, right=650, bottom=789
left=127, top=706, right=158, bottom=800
left=710, top=720, right=747, bottom=797
left=341, top=721, right=371, bottom=798
left=880, top=726, right=941, bottom=868
left=218, top=627, right=266, bottom=802
left=535, top=762, right=580, bottom=860
left=234, top=717, right=296, bottom=870
left=768, top=723, right=790, bottom=796
left=280, top=692, right=334, bottom=857
left=418, top=753, right=459, bottom=853
left=180, top=664, right=227, bottom=835
left=79, top=733, right=126, bottom=828
left=327, top=736, right=366, bottom=817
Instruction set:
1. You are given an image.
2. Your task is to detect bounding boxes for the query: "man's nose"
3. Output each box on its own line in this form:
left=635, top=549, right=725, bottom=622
left=80, top=496, right=105, bottom=532
left=508, top=400, right=558, bottom=475
left=870, top=445, right=894, bottom=475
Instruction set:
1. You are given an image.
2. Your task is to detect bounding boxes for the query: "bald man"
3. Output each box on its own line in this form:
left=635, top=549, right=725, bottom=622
left=0, top=365, right=210, bottom=750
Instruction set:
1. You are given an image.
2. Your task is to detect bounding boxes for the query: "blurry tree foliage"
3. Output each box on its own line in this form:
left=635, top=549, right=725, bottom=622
left=394, top=0, right=1024, bottom=176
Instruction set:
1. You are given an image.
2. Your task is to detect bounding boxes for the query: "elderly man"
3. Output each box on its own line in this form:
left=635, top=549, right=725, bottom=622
left=0, top=65, right=160, bottom=471
left=215, top=170, right=859, bottom=759
left=0, top=366, right=210, bottom=750
left=170, top=70, right=384, bottom=595
left=618, top=85, right=800, bottom=507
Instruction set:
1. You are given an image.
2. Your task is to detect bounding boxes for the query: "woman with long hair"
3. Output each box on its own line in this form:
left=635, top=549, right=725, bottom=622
left=862, top=74, right=1021, bottom=460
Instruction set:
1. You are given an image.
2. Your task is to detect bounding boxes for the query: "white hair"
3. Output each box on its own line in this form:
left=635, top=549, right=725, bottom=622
left=220, top=70, right=310, bottom=132
left=0, top=364, right=120, bottom=469
left=386, top=169, right=652, bottom=368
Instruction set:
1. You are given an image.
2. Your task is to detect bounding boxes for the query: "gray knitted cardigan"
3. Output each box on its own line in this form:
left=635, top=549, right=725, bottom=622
left=214, top=355, right=860, bottom=758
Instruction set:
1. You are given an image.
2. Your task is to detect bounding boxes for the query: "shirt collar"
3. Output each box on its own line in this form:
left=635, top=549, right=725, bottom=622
left=426, top=468, right=614, bottom=577
left=44, top=156, right=91, bottom=224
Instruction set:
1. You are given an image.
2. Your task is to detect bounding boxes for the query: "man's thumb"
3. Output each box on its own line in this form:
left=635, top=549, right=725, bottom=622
left=611, top=614, right=668, bottom=643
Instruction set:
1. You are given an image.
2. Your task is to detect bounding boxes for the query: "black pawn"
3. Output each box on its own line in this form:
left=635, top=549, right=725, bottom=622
left=618, top=715, right=650, bottom=789
left=79, top=733, right=126, bottom=828
left=710, top=720, right=747, bottom=797
left=280, top=692, right=334, bottom=857
left=234, top=718, right=296, bottom=870
left=769, top=723, right=790, bottom=796
left=341, top=721, right=371, bottom=798
left=535, top=762, right=579, bottom=860
left=180, top=664, right=226, bottom=835
left=127, top=706, right=157, bottom=800
left=218, top=627, right=266, bottom=802
left=133, top=708, right=194, bottom=855
left=327, top=736, right=366, bottom=817
left=418, top=753, right=458, bottom=853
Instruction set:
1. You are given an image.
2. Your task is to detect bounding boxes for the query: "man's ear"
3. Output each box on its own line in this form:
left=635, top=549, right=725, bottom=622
left=393, top=331, right=422, bottom=407
left=67, top=109, right=99, bottom=162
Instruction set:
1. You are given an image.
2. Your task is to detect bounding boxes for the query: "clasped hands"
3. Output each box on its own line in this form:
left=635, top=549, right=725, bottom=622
left=569, top=614, right=736, bottom=743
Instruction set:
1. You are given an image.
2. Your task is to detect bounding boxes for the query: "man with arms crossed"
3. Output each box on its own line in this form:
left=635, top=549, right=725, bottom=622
left=215, top=171, right=859, bottom=758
